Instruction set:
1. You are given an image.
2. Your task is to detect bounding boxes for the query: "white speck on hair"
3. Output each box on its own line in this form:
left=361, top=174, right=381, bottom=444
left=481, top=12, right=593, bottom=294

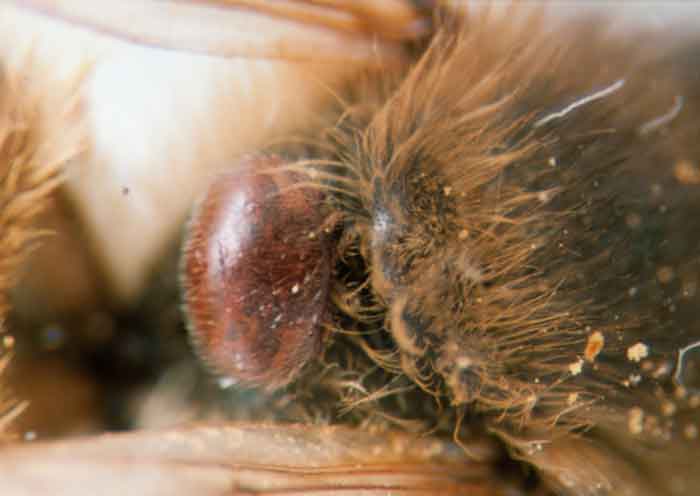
left=627, top=342, right=649, bottom=362
left=291, top=284, right=300, bottom=294
left=628, top=407, right=644, bottom=435
left=456, top=356, right=473, bottom=369
left=537, top=190, right=552, bottom=203
left=652, top=361, right=672, bottom=379
left=569, top=359, right=583, bottom=376
left=661, top=400, right=677, bottom=417
left=218, top=377, right=237, bottom=389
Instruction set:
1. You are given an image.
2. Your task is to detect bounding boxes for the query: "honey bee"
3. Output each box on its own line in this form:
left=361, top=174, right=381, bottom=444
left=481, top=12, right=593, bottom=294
left=1, top=1, right=700, bottom=495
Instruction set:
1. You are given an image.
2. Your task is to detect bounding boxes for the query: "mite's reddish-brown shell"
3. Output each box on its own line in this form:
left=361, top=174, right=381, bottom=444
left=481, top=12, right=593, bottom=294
left=181, top=155, right=330, bottom=389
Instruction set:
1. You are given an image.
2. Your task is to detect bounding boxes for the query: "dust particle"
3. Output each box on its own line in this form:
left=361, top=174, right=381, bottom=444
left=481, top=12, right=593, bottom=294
left=652, top=361, right=672, bottom=379
left=625, top=213, right=641, bottom=229
left=682, top=281, right=697, bottom=298
left=569, top=359, right=583, bottom=376
left=656, top=266, right=675, bottom=285
left=627, top=342, right=649, bottom=362
left=673, top=160, right=700, bottom=185
left=584, top=331, right=605, bottom=362
left=661, top=400, right=677, bottom=417
left=628, top=407, right=644, bottom=435
left=674, top=386, right=688, bottom=400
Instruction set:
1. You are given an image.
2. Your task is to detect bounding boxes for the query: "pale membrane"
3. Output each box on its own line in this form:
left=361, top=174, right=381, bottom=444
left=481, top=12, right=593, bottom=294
left=0, top=3, right=358, bottom=302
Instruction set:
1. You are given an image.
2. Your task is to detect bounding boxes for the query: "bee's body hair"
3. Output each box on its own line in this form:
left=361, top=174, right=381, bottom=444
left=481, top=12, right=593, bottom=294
left=287, top=6, right=700, bottom=494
